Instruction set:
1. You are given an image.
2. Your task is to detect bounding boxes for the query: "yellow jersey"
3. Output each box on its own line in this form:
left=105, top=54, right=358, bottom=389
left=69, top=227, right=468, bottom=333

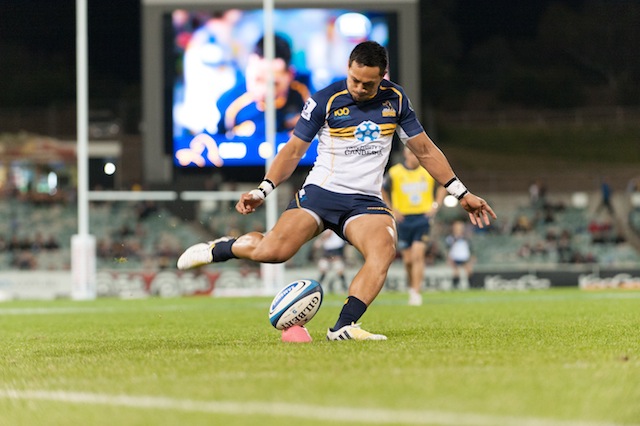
left=386, top=163, right=436, bottom=215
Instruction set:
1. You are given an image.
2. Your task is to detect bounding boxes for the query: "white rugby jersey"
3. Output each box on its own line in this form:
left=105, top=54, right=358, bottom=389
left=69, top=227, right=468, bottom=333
left=293, top=79, right=424, bottom=197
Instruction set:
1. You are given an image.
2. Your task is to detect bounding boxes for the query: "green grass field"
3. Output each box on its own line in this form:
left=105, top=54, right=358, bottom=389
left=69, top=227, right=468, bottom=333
left=1, top=289, right=639, bottom=426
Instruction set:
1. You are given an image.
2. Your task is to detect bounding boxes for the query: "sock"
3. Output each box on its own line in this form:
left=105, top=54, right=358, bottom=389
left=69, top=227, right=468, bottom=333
left=211, top=238, right=237, bottom=262
left=331, top=296, right=367, bottom=331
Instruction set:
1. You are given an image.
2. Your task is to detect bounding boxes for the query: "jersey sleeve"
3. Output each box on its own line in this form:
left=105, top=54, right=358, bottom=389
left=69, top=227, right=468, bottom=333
left=293, top=96, right=326, bottom=143
left=395, top=89, right=424, bottom=144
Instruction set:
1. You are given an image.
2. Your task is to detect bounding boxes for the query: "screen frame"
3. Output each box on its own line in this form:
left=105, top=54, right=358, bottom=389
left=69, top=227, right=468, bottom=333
left=164, top=8, right=398, bottom=168
left=142, top=0, right=420, bottom=185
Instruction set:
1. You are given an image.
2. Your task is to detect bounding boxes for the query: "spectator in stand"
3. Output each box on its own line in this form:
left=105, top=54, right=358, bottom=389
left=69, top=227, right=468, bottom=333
left=511, top=215, right=533, bottom=234
left=596, top=176, right=615, bottom=216
left=44, top=235, right=60, bottom=250
left=529, top=179, right=547, bottom=209
left=8, top=235, right=22, bottom=252
left=556, top=229, right=574, bottom=263
left=529, top=180, right=539, bottom=207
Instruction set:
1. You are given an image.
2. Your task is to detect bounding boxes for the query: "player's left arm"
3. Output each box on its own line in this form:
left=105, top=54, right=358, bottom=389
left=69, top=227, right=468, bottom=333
left=405, top=133, right=497, bottom=227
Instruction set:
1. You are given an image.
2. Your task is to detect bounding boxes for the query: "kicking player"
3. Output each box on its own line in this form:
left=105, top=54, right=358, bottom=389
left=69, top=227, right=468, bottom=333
left=178, top=41, right=496, bottom=340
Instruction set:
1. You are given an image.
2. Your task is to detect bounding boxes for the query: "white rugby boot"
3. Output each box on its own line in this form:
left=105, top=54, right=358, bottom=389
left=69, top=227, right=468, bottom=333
left=408, top=289, right=423, bottom=306
left=177, top=237, right=231, bottom=270
left=326, top=323, right=387, bottom=341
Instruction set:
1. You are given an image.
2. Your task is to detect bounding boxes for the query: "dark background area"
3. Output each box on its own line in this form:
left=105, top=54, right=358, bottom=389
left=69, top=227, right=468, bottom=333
left=1, top=0, right=638, bottom=112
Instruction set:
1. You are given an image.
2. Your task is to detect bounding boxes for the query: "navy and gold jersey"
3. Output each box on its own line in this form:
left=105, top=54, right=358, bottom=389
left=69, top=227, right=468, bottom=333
left=293, top=79, right=424, bottom=197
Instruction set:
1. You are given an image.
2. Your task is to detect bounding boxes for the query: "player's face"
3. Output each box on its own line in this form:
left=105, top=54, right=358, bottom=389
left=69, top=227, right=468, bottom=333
left=246, top=55, right=293, bottom=102
left=347, top=61, right=384, bottom=102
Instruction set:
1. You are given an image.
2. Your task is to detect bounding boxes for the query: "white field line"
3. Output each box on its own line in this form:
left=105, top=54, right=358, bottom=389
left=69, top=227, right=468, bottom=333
left=0, top=305, right=191, bottom=316
left=0, top=389, right=634, bottom=426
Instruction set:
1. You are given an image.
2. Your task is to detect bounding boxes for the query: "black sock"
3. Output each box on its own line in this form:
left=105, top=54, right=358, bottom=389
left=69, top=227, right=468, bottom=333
left=331, top=296, right=367, bottom=331
left=211, top=238, right=237, bottom=262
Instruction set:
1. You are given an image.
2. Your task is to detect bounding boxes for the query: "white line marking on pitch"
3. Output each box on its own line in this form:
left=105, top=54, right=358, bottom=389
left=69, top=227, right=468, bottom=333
left=0, top=305, right=190, bottom=316
left=0, top=389, right=634, bottom=426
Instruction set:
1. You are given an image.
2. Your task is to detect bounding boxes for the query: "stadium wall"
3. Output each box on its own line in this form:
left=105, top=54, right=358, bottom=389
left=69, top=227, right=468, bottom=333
left=1, top=264, right=639, bottom=301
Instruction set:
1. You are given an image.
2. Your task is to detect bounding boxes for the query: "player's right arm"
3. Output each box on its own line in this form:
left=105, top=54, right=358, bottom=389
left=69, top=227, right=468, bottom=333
left=264, top=135, right=311, bottom=186
left=236, top=135, right=310, bottom=215
left=237, top=94, right=325, bottom=215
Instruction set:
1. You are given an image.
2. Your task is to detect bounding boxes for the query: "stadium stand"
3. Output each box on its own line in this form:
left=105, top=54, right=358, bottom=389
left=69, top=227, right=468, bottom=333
left=0, top=189, right=638, bottom=273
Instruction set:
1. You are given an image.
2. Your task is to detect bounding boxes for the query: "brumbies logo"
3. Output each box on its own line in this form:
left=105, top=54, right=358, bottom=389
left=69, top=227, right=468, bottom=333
left=382, top=101, right=396, bottom=117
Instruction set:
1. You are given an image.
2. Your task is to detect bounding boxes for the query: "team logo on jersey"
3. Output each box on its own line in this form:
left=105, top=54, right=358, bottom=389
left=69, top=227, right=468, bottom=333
left=333, top=107, right=350, bottom=119
left=381, top=101, right=396, bottom=117
left=354, top=120, right=381, bottom=142
left=301, top=98, right=317, bottom=121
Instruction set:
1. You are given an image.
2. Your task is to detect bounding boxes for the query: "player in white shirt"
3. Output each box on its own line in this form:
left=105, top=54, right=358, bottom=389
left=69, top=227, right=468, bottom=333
left=178, top=41, right=497, bottom=341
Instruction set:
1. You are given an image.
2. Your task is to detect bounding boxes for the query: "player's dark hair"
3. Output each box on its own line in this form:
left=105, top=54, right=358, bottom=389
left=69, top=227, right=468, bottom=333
left=254, top=34, right=292, bottom=67
left=349, top=41, right=388, bottom=76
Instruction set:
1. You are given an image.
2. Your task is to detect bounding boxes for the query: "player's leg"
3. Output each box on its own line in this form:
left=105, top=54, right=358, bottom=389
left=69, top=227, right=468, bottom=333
left=317, top=256, right=330, bottom=288
left=332, top=256, right=348, bottom=292
left=233, top=209, right=320, bottom=262
left=344, top=213, right=397, bottom=304
left=177, top=209, right=320, bottom=269
left=326, top=213, right=395, bottom=341
left=407, top=240, right=427, bottom=306
left=401, top=247, right=412, bottom=288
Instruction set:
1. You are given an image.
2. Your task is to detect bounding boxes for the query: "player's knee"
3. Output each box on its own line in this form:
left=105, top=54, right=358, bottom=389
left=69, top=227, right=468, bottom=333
left=374, top=241, right=397, bottom=267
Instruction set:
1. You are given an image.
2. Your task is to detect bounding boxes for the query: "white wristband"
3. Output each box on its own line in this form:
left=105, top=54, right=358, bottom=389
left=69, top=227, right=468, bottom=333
left=258, top=179, right=275, bottom=196
left=444, top=177, right=468, bottom=200
left=249, top=179, right=276, bottom=200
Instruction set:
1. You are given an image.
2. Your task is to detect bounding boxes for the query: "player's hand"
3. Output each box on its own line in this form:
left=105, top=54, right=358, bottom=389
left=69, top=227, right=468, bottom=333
left=459, top=193, right=497, bottom=228
left=236, top=191, right=264, bottom=215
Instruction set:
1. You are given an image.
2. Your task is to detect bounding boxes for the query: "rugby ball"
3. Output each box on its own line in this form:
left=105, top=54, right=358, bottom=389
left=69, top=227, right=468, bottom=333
left=269, top=279, right=323, bottom=330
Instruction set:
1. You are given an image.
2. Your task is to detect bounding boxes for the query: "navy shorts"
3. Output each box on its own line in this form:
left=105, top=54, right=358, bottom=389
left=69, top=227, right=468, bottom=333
left=286, top=184, right=392, bottom=242
left=396, top=214, right=431, bottom=251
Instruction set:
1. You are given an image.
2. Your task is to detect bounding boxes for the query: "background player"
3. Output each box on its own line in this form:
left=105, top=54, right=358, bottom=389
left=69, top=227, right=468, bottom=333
left=446, top=220, right=475, bottom=290
left=314, top=229, right=348, bottom=293
left=383, top=147, right=446, bottom=306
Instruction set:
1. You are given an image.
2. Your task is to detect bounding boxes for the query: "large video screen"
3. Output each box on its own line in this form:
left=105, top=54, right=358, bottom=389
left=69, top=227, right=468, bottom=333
left=167, top=8, right=395, bottom=168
